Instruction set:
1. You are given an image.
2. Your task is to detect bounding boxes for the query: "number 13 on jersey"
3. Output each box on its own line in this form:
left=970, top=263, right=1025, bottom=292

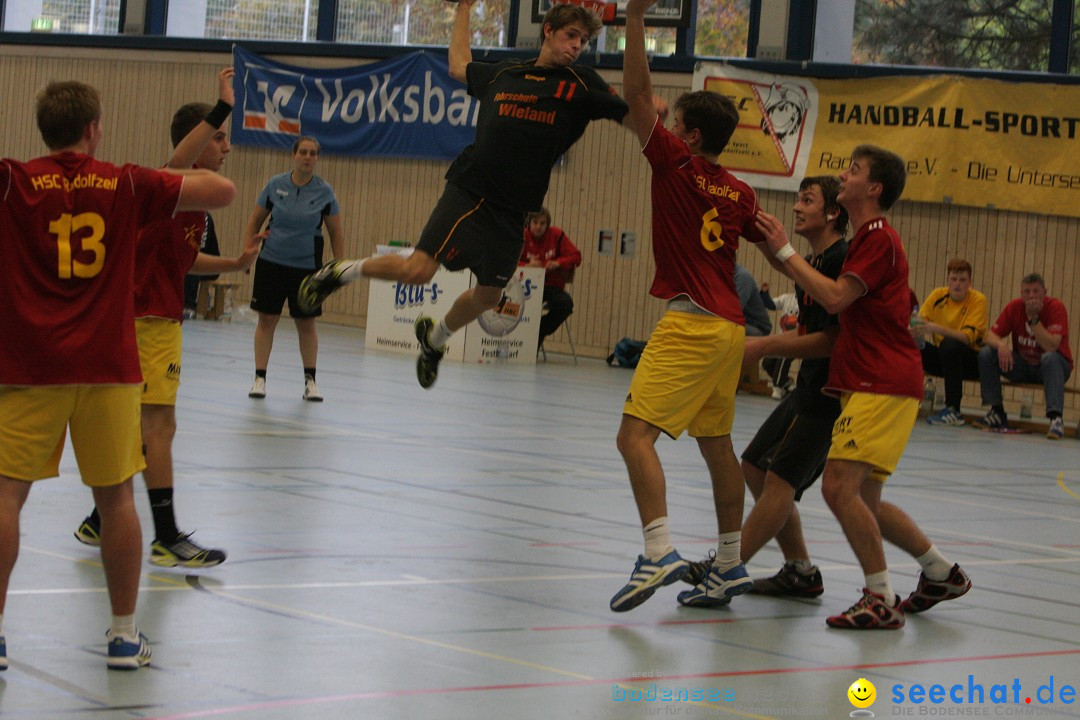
left=51, top=212, right=106, bottom=279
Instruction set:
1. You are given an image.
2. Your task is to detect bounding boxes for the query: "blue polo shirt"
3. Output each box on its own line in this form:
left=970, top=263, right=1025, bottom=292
left=257, top=172, right=340, bottom=269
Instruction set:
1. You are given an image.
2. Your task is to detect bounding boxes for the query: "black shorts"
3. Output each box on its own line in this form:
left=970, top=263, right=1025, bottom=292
left=740, top=392, right=838, bottom=500
left=416, top=182, right=525, bottom=288
left=249, top=257, right=321, bottom=319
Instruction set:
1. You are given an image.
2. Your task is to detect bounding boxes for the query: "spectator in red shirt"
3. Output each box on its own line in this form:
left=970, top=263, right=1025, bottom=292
left=977, top=272, right=1073, bottom=439
left=519, top=208, right=581, bottom=345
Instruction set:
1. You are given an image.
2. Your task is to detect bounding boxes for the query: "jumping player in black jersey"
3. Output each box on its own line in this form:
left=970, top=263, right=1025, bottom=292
left=297, top=0, right=662, bottom=388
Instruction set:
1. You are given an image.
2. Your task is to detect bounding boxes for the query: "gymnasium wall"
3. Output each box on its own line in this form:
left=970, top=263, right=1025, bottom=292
left=1, top=44, right=1077, bottom=416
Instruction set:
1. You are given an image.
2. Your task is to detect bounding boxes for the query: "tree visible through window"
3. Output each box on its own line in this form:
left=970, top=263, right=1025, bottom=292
left=38, top=0, right=121, bottom=34
left=853, top=0, right=1078, bottom=73
left=336, top=0, right=508, bottom=46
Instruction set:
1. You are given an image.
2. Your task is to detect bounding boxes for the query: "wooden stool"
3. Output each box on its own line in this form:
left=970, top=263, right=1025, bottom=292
left=197, top=281, right=240, bottom=320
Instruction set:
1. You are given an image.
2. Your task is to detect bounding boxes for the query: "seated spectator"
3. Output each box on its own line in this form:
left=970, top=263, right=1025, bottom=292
left=977, top=272, right=1073, bottom=439
left=520, top=208, right=581, bottom=345
left=734, top=263, right=773, bottom=337
left=914, top=259, right=988, bottom=426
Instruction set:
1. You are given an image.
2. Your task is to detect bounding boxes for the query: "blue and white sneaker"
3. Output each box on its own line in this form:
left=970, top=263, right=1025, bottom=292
left=106, top=630, right=151, bottom=670
left=610, top=549, right=689, bottom=612
left=0, top=635, right=7, bottom=671
left=677, top=563, right=753, bottom=608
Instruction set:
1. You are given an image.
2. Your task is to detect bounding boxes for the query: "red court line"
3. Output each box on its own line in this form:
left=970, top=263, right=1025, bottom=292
left=529, top=541, right=600, bottom=547
left=533, top=617, right=739, bottom=631
left=143, top=648, right=1080, bottom=719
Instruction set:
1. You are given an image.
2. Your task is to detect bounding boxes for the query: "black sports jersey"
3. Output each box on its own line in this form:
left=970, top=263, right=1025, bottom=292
left=445, top=59, right=628, bottom=213
left=794, top=238, right=849, bottom=413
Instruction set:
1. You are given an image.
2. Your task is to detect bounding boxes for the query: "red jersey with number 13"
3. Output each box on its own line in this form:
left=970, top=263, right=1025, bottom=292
left=642, top=120, right=765, bottom=322
left=0, top=152, right=183, bottom=385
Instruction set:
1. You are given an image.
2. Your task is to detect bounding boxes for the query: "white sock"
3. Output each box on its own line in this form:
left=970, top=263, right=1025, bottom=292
left=110, top=614, right=137, bottom=639
left=642, top=517, right=672, bottom=560
left=788, top=558, right=815, bottom=575
left=715, top=532, right=741, bottom=570
left=429, top=319, right=453, bottom=348
left=337, top=258, right=366, bottom=283
left=914, top=545, right=953, bottom=582
left=865, top=570, right=896, bottom=605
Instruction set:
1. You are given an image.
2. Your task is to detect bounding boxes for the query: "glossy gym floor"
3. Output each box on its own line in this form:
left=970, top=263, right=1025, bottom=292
left=2, top=321, right=1078, bottom=719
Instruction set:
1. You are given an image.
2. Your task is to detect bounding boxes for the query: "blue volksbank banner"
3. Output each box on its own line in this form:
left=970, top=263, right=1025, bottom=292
left=232, top=46, right=479, bottom=160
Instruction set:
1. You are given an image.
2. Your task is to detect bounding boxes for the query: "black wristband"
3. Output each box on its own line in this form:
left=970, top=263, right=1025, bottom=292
left=1029, top=316, right=1040, bottom=326
left=203, top=99, right=233, bottom=129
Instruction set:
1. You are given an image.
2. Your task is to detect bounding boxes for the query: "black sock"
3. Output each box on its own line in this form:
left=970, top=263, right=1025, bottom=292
left=304, top=367, right=316, bottom=380
left=148, top=488, right=180, bottom=543
left=1048, top=411, right=1062, bottom=420
left=255, top=368, right=267, bottom=379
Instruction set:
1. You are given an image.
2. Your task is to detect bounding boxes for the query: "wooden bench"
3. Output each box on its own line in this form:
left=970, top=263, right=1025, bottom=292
left=195, top=281, right=240, bottom=321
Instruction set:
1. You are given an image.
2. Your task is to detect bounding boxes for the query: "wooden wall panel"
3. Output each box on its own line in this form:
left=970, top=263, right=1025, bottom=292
left=1, top=45, right=1076, bottom=410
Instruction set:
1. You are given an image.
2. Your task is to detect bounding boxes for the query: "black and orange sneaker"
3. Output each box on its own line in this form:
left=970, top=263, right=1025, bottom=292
left=899, top=564, right=972, bottom=613
left=826, top=588, right=905, bottom=629
left=750, top=564, right=825, bottom=598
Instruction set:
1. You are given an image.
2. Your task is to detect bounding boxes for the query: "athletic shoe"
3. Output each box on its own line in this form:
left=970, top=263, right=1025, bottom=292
left=609, top=550, right=689, bottom=612
left=926, top=407, right=965, bottom=426
left=826, top=588, right=905, bottom=629
left=248, top=376, right=266, bottom=398
left=683, top=550, right=715, bottom=587
left=297, top=259, right=347, bottom=314
left=150, top=533, right=227, bottom=568
left=978, top=407, right=1007, bottom=430
left=899, top=564, right=972, bottom=613
left=0, top=635, right=7, bottom=671
left=74, top=515, right=102, bottom=547
left=106, top=630, right=151, bottom=670
left=303, top=376, right=323, bottom=402
left=677, top=563, right=753, bottom=608
left=1047, top=417, right=1065, bottom=440
left=414, top=316, right=445, bottom=390
left=749, top=564, right=825, bottom=598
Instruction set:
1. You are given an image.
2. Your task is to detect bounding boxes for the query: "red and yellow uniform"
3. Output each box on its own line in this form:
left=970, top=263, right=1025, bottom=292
left=623, top=120, right=765, bottom=439
left=0, top=152, right=182, bottom=484
left=134, top=209, right=206, bottom=406
left=826, top=217, right=921, bottom=477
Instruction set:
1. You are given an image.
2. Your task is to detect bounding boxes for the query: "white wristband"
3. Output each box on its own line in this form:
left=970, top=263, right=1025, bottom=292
left=774, top=244, right=797, bottom=262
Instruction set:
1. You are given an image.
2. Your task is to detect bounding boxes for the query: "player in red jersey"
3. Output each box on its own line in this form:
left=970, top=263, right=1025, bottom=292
left=0, top=80, right=235, bottom=670
left=756, top=144, right=971, bottom=629
left=73, top=68, right=259, bottom=569
left=608, top=0, right=769, bottom=613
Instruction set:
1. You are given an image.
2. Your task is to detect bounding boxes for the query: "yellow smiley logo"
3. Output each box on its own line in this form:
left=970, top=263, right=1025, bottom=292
left=848, top=678, right=876, bottom=708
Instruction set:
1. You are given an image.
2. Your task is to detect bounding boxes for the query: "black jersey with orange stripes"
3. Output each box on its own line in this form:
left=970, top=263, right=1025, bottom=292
left=445, top=59, right=629, bottom=213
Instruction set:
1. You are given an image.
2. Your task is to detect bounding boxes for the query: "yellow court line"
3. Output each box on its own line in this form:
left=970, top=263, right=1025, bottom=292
left=1058, top=471, right=1080, bottom=502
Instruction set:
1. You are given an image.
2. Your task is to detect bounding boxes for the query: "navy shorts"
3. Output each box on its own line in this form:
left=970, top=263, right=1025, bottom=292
left=250, top=257, right=321, bottom=319
left=416, top=182, right=525, bottom=288
left=741, top=392, right=838, bottom=500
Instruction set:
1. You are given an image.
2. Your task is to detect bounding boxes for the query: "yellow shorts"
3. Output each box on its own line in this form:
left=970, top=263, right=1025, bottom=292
left=137, top=316, right=182, bottom=406
left=624, top=311, right=745, bottom=438
left=0, top=384, right=145, bottom=486
left=827, top=392, right=919, bottom=478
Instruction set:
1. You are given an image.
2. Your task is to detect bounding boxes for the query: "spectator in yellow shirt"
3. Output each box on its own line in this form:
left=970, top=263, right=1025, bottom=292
left=913, top=258, right=988, bottom=425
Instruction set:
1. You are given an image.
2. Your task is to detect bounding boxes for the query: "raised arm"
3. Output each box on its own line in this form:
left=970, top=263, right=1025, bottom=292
left=755, top=210, right=862, bottom=313
left=448, top=0, right=476, bottom=83
left=622, top=0, right=662, bottom=146
left=174, top=170, right=236, bottom=212
left=169, top=68, right=234, bottom=169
